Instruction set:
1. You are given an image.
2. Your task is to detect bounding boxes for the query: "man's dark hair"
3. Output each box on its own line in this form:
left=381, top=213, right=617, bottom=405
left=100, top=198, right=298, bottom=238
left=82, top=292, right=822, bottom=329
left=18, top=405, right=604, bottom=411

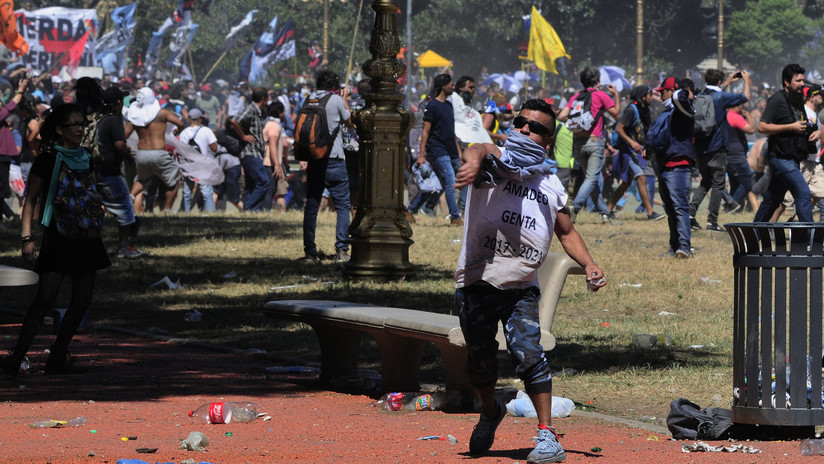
left=680, top=78, right=695, bottom=94
left=315, top=70, right=341, bottom=91
left=782, top=63, right=805, bottom=87
left=521, top=98, right=557, bottom=131
left=455, top=75, right=474, bottom=91
left=251, top=86, right=267, bottom=103
left=705, top=69, right=725, bottom=86
left=432, top=73, right=452, bottom=97
left=580, top=67, right=599, bottom=88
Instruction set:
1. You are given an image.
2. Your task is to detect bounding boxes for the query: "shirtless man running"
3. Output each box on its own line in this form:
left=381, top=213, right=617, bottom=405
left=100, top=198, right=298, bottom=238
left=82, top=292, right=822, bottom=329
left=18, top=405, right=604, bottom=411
left=126, top=87, right=185, bottom=212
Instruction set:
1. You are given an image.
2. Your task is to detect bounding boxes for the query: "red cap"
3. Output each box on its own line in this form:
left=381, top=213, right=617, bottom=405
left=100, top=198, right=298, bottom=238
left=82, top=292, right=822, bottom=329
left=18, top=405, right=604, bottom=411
left=200, top=83, right=211, bottom=92
left=188, top=410, right=194, bottom=416
left=654, top=77, right=678, bottom=92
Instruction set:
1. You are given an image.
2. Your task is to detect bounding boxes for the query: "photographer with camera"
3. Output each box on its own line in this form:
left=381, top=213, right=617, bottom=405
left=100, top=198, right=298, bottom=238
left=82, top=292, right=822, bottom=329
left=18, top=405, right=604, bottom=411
left=768, top=84, right=824, bottom=221
left=754, top=64, right=815, bottom=223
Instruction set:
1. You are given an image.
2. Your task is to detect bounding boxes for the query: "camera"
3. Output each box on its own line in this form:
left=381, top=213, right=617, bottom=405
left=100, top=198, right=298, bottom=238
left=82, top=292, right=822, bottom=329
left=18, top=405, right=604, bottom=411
left=733, top=71, right=743, bottom=79
left=805, top=121, right=817, bottom=153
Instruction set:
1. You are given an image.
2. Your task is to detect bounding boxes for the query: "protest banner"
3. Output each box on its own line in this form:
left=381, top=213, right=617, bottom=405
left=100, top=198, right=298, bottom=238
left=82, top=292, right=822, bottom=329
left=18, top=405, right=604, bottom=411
left=15, top=7, right=96, bottom=76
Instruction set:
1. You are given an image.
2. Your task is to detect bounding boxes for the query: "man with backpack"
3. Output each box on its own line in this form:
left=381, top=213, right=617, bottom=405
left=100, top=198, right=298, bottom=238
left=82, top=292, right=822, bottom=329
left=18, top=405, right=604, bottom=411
left=687, top=69, right=749, bottom=232
left=179, top=108, right=218, bottom=213
left=655, top=78, right=697, bottom=259
left=93, top=86, right=145, bottom=259
left=557, top=67, right=621, bottom=223
left=298, top=70, right=354, bottom=263
left=604, top=85, right=664, bottom=221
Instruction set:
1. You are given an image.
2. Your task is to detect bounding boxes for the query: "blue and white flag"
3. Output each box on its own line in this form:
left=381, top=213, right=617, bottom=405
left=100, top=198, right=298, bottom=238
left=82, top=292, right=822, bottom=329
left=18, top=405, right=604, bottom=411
left=165, top=22, right=198, bottom=67
left=225, top=9, right=258, bottom=50
left=96, top=3, right=137, bottom=74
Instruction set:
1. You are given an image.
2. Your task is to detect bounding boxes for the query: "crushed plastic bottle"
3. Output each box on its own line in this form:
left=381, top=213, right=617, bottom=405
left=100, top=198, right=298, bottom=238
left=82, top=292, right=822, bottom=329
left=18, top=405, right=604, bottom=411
left=30, top=416, right=86, bottom=428
left=632, top=334, right=674, bottom=348
left=801, top=438, right=824, bottom=456
left=179, top=431, right=210, bottom=451
left=188, top=402, right=257, bottom=424
left=373, top=392, right=439, bottom=411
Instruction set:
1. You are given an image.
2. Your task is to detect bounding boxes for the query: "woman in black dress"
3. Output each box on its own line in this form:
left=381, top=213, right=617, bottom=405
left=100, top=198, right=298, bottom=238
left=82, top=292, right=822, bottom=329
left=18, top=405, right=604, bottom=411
left=2, top=103, right=110, bottom=377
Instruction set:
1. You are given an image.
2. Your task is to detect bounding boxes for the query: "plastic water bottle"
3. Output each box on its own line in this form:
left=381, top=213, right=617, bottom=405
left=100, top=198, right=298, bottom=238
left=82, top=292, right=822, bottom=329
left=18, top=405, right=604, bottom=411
left=188, top=402, right=258, bottom=424
left=30, top=416, right=86, bottom=428
left=506, top=391, right=575, bottom=418
left=801, top=438, right=824, bottom=456
left=373, top=392, right=438, bottom=411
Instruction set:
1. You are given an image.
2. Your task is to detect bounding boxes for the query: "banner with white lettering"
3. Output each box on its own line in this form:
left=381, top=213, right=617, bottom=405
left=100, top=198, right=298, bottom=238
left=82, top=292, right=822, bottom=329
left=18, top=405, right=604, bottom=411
left=15, top=7, right=97, bottom=76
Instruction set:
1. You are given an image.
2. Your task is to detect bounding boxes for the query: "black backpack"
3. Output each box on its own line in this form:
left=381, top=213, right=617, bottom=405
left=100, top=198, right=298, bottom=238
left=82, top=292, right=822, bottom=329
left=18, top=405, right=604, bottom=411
left=216, top=129, right=242, bottom=157
left=294, top=93, right=339, bottom=162
left=666, top=398, right=734, bottom=440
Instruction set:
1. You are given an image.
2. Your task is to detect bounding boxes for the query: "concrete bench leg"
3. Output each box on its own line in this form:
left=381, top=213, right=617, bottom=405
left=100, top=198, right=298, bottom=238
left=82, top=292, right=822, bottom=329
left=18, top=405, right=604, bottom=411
left=434, top=342, right=476, bottom=410
left=373, top=335, right=426, bottom=393
left=310, top=324, right=366, bottom=387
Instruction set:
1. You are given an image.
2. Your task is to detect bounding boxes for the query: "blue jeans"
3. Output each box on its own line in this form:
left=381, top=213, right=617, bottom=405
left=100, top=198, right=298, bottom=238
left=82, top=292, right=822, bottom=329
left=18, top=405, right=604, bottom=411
left=182, top=178, right=215, bottom=212
left=240, top=156, right=271, bottom=212
left=754, top=157, right=812, bottom=222
left=726, top=158, right=753, bottom=205
left=660, top=167, right=692, bottom=254
left=429, top=153, right=460, bottom=219
left=689, top=151, right=727, bottom=224
left=572, top=137, right=607, bottom=213
left=303, top=158, right=351, bottom=255
left=450, top=156, right=467, bottom=213
left=96, top=174, right=135, bottom=227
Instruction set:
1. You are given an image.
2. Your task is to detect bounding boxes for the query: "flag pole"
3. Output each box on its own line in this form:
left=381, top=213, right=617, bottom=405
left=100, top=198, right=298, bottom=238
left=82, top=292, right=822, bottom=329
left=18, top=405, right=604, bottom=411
left=345, top=0, right=365, bottom=87
left=200, top=49, right=229, bottom=86
left=188, top=47, right=198, bottom=83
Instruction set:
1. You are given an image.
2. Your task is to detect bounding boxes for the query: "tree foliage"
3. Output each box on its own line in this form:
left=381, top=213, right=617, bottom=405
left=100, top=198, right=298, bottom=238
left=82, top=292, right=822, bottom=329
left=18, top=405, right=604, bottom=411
left=727, top=0, right=812, bottom=75
left=14, top=0, right=824, bottom=86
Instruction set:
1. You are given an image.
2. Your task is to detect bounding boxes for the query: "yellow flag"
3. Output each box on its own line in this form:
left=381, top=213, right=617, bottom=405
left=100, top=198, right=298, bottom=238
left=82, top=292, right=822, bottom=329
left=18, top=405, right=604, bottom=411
left=527, top=6, right=568, bottom=75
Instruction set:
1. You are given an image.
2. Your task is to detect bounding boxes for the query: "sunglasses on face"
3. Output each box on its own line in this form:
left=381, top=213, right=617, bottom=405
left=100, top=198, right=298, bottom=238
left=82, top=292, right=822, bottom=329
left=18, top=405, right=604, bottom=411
left=61, top=122, right=87, bottom=128
left=513, top=116, right=551, bottom=135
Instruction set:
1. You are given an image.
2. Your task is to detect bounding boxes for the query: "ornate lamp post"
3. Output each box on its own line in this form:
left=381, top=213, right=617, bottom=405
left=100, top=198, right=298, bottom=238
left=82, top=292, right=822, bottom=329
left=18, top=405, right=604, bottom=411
left=345, top=0, right=415, bottom=281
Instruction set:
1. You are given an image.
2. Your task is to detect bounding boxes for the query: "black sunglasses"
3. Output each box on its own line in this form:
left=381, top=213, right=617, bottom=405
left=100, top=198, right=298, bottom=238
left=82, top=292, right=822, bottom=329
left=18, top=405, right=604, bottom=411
left=513, top=116, right=551, bottom=135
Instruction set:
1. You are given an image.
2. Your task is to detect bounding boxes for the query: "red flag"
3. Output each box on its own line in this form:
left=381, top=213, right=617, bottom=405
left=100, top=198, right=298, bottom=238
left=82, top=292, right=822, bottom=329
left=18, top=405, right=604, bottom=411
left=0, top=0, right=28, bottom=55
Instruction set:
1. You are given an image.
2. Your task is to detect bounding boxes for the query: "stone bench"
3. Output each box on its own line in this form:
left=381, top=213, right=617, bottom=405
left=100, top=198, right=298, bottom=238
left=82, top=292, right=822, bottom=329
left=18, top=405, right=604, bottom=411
left=263, top=253, right=584, bottom=407
left=0, top=264, right=38, bottom=287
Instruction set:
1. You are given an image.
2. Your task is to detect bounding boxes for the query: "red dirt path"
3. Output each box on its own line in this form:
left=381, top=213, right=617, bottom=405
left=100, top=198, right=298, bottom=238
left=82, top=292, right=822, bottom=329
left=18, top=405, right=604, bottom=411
left=0, top=320, right=816, bottom=464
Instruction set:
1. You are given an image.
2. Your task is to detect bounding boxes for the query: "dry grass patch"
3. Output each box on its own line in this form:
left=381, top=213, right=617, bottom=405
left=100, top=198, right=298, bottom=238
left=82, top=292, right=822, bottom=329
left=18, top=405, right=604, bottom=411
left=0, top=206, right=745, bottom=420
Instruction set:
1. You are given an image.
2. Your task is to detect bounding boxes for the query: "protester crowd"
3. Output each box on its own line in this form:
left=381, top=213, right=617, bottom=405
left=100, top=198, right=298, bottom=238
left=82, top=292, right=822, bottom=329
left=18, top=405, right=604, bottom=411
left=0, top=58, right=817, bottom=267
left=404, top=63, right=823, bottom=258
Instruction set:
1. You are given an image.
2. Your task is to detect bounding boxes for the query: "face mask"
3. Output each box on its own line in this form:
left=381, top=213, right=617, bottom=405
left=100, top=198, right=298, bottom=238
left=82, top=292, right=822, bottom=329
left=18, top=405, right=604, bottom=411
left=460, top=91, right=472, bottom=105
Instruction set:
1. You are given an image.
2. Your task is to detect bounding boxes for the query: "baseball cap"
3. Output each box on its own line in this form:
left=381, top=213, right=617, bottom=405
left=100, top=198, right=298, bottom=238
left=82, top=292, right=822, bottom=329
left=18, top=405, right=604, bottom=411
left=188, top=108, right=204, bottom=120
left=630, top=85, right=652, bottom=102
left=200, top=83, right=211, bottom=92
left=102, top=87, right=128, bottom=103
left=654, top=77, right=678, bottom=92
left=804, top=84, right=822, bottom=99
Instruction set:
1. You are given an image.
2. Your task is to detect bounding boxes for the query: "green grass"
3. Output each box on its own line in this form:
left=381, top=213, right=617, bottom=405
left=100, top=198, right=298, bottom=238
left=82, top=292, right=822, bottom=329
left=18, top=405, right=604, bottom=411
left=0, top=206, right=741, bottom=420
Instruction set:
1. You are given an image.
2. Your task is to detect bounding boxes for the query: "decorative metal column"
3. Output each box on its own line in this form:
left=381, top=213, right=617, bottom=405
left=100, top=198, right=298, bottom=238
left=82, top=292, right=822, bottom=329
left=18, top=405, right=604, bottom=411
left=345, top=0, right=415, bottom=281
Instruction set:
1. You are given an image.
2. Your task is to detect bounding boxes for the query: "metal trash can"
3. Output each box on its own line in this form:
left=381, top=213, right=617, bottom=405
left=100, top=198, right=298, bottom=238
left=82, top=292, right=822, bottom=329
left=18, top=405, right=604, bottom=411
left=726, top=223, right=824, bottom=433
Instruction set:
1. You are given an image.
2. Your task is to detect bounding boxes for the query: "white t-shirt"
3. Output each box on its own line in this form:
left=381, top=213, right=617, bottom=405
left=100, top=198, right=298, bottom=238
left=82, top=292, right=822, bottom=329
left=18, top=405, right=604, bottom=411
left=804, top=105, right=820, bottom=162
left=448, top=94, right=492, bottom=145
left=179, top=125, right=217, bottom=156
left=455, top=173, right=567, bottom=290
